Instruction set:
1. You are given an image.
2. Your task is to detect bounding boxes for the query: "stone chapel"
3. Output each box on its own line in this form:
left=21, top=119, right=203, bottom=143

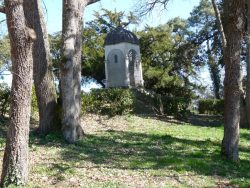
left=104, top=27, right=144, bottom=88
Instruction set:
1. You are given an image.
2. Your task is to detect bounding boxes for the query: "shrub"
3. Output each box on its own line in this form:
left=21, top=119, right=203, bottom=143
left=81, top=88, right=190, bottom=118
left=161, top=96, right=190, bottom=118
left=198, top=99, right=224, bottom=115
left=81, top=88, right=134, bottom=117
left=133, top=89, right=190, bottom=118
left=0, top=84, right=39, bottom=118
left=0, top=83, right=10, bottom=116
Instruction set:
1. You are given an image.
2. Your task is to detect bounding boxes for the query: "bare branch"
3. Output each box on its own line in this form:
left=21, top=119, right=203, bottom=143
left=137, top=0, right=170, bottom=17
left=0, top=6, right=5, bottom=13
left=87, top=0, right=100, bottom=6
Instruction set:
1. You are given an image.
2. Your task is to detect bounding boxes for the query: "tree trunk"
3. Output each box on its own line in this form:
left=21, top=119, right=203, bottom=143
left=245, top=0, right=250, bottom=129
left=60, top=0, right=99, bottom=143
left=221, top=0, right=245, bottom=161
left=61, top=0, right=85, bottom=143
left=1, top=0, right=35, bottom=186
left=24, top=0, right=58, bottom=134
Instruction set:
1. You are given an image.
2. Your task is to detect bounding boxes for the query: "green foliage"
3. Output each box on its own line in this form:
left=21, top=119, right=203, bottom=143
left=87, top=8, right=139, bottom=33
left=81, top=88, right=190, bottom=118
left=49, top=32, right=62, bottom=79
left=198, top=99, right=224, bottom=115
left=161, top=96, right=190, bottom=118
left=138, top=20, right=199, bottom=102
left=81, top=89, right=135, bottom=116
left=135, top=90, right=190, bottom=118
left=0, top=83, right=10, bottom=116
left=82, top=27, right=105, bottom=87
left=188, top=0, right=223, bottom=99
left=0, top=36, right=11, bottom=70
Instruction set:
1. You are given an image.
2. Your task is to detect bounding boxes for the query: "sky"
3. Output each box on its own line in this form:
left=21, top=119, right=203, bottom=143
left=43, top=0, right=200, bottom=34
left=0, top=0, right=211, bottom=91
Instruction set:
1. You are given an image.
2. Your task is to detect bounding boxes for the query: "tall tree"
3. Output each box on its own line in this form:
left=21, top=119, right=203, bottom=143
left=138, top=20, right=199, bottom=99
left=24, top=0, right=58, bottom=134
left=0, top=0, right=36, bottom=186
left=221, top=0, right=245, bottom=161
left=61, top=0, right=99, bottom=143
left=245, top=0, right=250, bottom=128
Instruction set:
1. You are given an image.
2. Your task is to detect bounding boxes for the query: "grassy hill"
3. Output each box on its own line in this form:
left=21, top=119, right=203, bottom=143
left=0, top=114, right=249, bottom=187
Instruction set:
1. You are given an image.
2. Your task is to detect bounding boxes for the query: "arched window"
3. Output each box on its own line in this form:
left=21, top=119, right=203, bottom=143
left=114, top=55, right=118, bottom=63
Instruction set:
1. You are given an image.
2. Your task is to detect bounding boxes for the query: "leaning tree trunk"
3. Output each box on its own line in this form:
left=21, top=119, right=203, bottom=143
left=1, top=0, right=36, bottom=186
left=221, top=0, right=245, bottom=161
left=245, top=0, right=250, bottom=129
left=211, top=0, right=227, bottom=48
left=24, top=0, right=58, bottom=134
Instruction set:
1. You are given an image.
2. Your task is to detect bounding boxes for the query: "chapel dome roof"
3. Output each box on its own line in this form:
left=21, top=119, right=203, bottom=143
left=104, top=27, right=139, bottom=46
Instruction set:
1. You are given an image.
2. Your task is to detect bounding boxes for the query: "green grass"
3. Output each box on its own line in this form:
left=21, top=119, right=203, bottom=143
left=1, top=115, right=250, bottom=187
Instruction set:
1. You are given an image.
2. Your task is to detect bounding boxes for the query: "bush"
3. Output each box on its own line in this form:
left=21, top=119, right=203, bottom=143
left=81, top=88, right=190, bottom=118
left=81, top=88, right=135, bottom=117
left=0, top=83, right=10, bottom=116
left=0, top=84, right=39, bottom=118
left=133, top=89, right=190, bottom=118
left=161, top=96, right=190, bottom=118
left=198, top=99, right=224, bottom=115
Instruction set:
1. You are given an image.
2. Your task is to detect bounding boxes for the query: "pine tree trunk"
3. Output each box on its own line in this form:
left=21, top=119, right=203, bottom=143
left=1, top=0, right=35, bottom=186
left=24, top=0, right=58, bottom=134
left=61, top=0, right=85, bottom=143
left=221, top=0, right=245, bottom=161
left=245, top=0, right=250, bottom=128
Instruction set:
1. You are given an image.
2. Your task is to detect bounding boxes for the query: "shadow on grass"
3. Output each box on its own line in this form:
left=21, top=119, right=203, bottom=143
left=241, top=132, right=250, bottom=141
left=134, top=114, right=224, bottom=127
left=135, top=114, right=185, bottom=125
left=38, top=130, right=249, bottom=186
left=1, top=119, right=249, bottom=187
left=187, top=114, right=223, bottom=127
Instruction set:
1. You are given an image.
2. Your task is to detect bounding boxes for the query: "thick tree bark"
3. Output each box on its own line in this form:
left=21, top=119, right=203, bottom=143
left=61, top=0, right=99, bottom=143
left=61, top=0, right=85, bottom=143
left=24, top=0, right=58, bottom=134
left=221, top=0, right=245, bottom=161
left=1, top=0, right=35, bottom=186
left=245, top=0, right=250, bottom=128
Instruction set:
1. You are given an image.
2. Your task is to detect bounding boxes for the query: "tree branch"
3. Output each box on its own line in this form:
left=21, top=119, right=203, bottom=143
left=0, top=6, right=5, bottom=13
left=87, top=0, right=100, bottom=6
left=138, top=0, right=170, bottom=16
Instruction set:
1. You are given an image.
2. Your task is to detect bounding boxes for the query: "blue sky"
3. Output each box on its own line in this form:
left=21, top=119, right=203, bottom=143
left=0, top=0, right=201, bottom=35
left=44, top=0, right=200, bottom=34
